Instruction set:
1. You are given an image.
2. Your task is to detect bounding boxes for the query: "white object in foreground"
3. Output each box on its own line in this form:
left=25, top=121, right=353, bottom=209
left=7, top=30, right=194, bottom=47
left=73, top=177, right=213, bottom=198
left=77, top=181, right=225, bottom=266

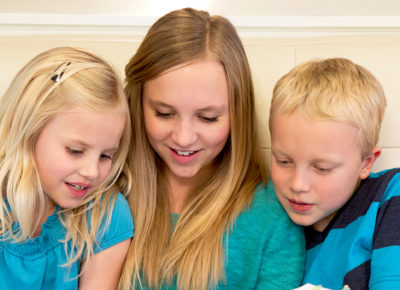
left=294, top=284, right=351, bottom=290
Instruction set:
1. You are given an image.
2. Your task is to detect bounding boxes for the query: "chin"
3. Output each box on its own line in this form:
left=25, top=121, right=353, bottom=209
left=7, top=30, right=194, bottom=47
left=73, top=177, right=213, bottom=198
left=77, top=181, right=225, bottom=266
left=171, top=168, right=201, bottom=179
left=58, top=200, right=84, bottom=210
left=176, top=173, right=199, bottom=180
left=290, top=216, right=315, bottom=227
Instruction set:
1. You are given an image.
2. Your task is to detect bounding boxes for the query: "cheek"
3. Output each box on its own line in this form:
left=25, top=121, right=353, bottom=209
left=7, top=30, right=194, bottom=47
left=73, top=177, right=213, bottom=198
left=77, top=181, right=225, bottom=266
left=326, top=165, right=361, bottom=194
left=203, top=122, right=230, bottom=147
left=99, top=162, right=113, bottom=183
left=313, top=175, right=354, bottom=208
left=36, top=147, right=66, bottom=177
left=144, top=115, right=165, bottom=142
left=270, top=163, right=287, bottom=187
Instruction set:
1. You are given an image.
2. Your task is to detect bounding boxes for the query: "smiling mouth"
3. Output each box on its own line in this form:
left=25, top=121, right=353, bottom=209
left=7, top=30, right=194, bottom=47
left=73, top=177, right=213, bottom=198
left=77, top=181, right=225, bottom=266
left=174, top=149, right=197, bottom=156
left=66, top=182, right=86, bottom=191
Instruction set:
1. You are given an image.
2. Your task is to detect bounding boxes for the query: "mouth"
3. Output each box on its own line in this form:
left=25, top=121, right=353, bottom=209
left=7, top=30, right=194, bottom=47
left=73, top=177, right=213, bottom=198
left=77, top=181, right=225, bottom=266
left=65, top=182, right=91, bottom=199
left=288, top=199, right=314, bottom=213
left=172, top=148, right=198, bottom=156
left=169, top=148, right=200, bottom=164
left=175, top=150, right=195, bottom=156
left=66, top=182, right=90, bottom=191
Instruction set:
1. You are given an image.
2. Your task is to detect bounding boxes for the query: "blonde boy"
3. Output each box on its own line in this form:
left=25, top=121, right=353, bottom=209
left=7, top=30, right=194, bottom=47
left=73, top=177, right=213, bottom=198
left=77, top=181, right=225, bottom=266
left=269, top=58, right=400, bottom=289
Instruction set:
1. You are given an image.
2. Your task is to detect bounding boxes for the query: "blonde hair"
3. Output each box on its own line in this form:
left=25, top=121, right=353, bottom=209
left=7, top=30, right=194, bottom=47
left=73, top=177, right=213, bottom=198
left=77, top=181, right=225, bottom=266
left=120, top=7, right=267, bottom=290
left=0, top=47, right=131, bottom=269
left=270, top=57, right=387, bottom=158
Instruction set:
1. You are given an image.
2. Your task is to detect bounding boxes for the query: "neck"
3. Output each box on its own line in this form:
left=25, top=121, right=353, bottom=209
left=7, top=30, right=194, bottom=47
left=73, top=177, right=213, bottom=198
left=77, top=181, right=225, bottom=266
left=164, top=162, right=216, bottom=213
left=166, top=173, right=195, bottom=214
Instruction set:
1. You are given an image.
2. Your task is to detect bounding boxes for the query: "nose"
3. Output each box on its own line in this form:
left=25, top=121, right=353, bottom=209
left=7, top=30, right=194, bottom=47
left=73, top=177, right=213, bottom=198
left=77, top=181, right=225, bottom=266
left=290, top=168, right=311, bottom=193
left=79, top=157, right=99, bottom=180
left=171, top=119, right=198, bottom=148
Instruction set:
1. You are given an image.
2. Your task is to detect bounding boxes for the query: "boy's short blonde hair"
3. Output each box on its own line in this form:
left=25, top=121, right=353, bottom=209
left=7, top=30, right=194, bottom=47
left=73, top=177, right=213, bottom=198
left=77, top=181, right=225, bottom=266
left=269, top=58, right=387, bottom=158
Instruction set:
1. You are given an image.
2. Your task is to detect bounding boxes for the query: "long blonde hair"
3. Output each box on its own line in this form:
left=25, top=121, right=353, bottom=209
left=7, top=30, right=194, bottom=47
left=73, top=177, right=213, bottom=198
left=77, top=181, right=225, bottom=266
left=121, top=8, right=266, bottom=289
left=0, top=47, right=131, bottom=268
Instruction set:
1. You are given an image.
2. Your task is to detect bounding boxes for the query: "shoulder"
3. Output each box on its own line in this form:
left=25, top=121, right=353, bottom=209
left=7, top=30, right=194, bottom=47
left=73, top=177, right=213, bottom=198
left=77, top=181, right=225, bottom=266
left=102, top=192, right=133, bottom=230
left=94, top=192, right=133, bottom=229
left=358, top=168, right=400, bottom=203
left=246, top=180, right=291, bottom=220
left=318, top=168, right=400, bottom=232
left=223, top=181, right=305, bottom=288
left=94, top=192, right=133, bottom=253
left=234, top=180, right=302, bottom=235
left=371, top=168, right=400, bottom=201
left=109, top=192, right=133, bottom=222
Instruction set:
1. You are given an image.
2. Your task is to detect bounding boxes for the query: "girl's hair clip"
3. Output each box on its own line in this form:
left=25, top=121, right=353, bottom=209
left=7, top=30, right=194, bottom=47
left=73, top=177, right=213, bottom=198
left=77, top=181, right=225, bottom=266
left=51, top=62, right=72, bottom=82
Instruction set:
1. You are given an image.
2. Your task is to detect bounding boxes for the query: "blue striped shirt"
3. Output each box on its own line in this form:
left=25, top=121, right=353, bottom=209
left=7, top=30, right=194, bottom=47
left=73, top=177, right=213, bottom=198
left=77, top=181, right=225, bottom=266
left=304, top=168, right=400, bottom=290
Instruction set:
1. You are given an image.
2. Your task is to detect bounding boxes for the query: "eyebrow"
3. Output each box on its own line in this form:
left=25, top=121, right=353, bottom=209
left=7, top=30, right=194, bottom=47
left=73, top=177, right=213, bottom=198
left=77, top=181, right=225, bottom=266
left=197, top=105, right=228, bottom=114
left=272, top=150, right=343, bottom=166
left=68, top=139, right=119, bottom=152
left=271, top=151, right=291, bottom=161
left=148, top=100, right=173, bottom=109
left=312, top=159, right=342, bottom=166
left=148, top=100, right=228, bottom=113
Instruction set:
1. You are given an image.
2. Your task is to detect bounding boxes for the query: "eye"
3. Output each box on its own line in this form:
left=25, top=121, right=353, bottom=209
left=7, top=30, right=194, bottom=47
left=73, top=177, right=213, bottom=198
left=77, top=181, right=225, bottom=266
left=155, top=111, right=173, bottom=118
left=67, top=147, right=83, bottom=156
left=100, top=153, right=113, bottom=161
left=275, top=157, right=292, bottom=167
left=199, top=116, right=219, bottom=123
left=314, top=166, right=333, bottom=174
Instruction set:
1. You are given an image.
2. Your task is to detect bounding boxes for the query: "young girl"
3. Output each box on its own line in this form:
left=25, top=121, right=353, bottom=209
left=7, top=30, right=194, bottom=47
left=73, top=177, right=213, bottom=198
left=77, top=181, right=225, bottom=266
left=0, top=47, right=133, bottom=289
left=120, top=8, right=304, bottom=290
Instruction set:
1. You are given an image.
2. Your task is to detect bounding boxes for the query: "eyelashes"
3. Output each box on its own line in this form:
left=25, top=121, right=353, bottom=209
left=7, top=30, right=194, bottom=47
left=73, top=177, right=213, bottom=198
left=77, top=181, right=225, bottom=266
left=66, top=147, right=83, bottom=156
left=155, top=111, right=171, bottom=118
left=66, top=147, right=113, bottom=161
left=273, top=155, right=334, bottom=174
left=155, top=110, right=219, bottom=123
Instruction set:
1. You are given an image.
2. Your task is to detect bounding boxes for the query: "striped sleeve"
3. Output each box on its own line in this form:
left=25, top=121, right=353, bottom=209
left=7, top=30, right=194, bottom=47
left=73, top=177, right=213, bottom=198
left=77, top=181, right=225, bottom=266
left=369, top=171, right=400, bottom=289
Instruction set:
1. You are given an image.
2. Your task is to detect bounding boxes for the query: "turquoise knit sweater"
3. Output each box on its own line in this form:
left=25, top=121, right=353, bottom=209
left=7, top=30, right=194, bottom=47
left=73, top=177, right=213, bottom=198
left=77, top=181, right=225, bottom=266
left=140, top=180, right=305, bottom=289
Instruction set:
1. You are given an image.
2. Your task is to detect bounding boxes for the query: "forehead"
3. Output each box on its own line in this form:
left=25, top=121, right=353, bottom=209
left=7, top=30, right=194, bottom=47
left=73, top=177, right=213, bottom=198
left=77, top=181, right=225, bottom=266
left=41, top=109, right=125, bottom=148
left=143, top=60, right=229, bottom=109
left=271, top=111, right=363, bottom=158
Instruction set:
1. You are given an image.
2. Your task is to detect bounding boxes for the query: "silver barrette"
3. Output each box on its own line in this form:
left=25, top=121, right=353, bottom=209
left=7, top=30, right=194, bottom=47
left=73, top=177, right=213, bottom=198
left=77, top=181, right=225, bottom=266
left=51, top=62, right=71, bottom=82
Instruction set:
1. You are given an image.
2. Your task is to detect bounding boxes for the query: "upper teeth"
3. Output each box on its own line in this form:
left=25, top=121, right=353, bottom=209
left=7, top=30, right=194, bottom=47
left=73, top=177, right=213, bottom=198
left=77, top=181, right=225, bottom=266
left=176, top=150, right=194, bottom=156
left=69, top=183, right=84, bottom=190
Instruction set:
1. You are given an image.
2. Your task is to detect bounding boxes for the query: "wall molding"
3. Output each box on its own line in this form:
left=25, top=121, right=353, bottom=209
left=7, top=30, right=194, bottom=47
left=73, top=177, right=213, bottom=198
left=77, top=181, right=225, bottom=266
left=1, top=14, right=400, bottom=37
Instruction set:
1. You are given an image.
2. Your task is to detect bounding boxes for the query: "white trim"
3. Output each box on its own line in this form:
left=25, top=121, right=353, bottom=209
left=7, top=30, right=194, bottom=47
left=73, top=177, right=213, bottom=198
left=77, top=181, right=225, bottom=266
left=1, top=14, right=400, bottom=37
left=2, top=14, right=400, bottom=27
left=0, top=13, right=157, bottom=26
left=232, top=16, right=400, bottom=27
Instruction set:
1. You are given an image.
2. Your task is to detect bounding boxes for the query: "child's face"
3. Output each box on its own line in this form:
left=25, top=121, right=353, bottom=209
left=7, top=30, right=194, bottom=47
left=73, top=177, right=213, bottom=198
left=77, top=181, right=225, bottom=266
left=34, top=109, right=125, bottom=210
left=270, top=111, right=374, bottom=231
left=142, top=60, right=230, bottom=184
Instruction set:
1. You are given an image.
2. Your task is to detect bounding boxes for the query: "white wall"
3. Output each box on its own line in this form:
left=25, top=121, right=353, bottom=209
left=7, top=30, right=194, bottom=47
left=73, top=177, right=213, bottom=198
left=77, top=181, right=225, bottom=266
left=0, top=1, right=399, bottom=172
left=1, top=0, right=400, bottom=16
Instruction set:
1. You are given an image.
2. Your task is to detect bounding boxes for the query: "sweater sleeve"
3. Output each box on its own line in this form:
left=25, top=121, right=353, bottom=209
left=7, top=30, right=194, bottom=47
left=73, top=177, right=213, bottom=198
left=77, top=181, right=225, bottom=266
left=256, top=182, right=305, bottom=290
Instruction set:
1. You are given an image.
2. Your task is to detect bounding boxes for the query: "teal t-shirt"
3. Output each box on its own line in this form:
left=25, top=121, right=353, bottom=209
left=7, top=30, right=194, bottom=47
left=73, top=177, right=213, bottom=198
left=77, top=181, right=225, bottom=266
left=141, top=181, right=305, bottom=289
left=0, top=193, right=133, bottom=290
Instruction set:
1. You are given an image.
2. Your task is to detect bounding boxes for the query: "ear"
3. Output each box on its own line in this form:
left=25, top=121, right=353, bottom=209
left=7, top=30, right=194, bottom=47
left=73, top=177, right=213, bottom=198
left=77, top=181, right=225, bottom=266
left=360, top=146, right=381, bottom=179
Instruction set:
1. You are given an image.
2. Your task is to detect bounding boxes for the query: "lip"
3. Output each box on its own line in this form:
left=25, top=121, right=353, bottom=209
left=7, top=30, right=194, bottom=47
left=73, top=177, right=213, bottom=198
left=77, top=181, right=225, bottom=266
left=169, top=148, right=200, bottom=164
left=65, top=182, right=91, bottom=198
left=288, top=199, right=314, bottom=213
